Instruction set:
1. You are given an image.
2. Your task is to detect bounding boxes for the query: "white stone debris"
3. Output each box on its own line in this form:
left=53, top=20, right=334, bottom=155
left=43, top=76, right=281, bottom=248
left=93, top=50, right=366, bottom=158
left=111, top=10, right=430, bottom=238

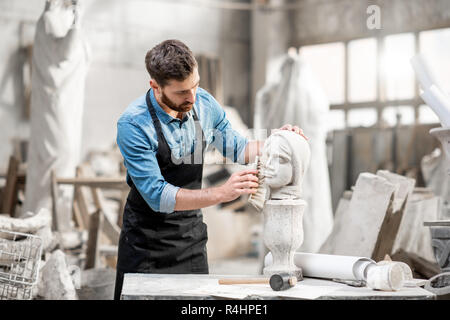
left=38, top=249, right=78, bottom=300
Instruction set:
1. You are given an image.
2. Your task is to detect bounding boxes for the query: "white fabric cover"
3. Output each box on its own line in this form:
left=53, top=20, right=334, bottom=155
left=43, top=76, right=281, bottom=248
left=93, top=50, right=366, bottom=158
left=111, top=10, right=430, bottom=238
left=254, top=53, right=333, bottom=253
left=23, top=2, right=90, bottom=216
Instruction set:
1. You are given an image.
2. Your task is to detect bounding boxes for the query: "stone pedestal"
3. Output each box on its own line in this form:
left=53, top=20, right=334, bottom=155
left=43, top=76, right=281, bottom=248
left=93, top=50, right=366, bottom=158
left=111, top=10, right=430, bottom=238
left=262, top=199, right=306, bottom=280
left=430, top=226, right=450, bottom=273
left=424, top=222, right=450, bottom=273
left=423, top=222, right=450, bottom=295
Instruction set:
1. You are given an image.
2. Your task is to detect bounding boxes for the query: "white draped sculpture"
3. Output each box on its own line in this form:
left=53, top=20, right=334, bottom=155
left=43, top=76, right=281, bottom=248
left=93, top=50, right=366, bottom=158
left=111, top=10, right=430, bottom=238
left=23, top=0, right=90, bottom=217
left=254, top=52, right=333, bottom=253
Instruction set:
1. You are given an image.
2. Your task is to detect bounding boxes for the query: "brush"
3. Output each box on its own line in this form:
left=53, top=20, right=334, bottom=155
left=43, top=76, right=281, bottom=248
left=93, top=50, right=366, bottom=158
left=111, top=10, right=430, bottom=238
left=248, top=156, right=267, bottom=211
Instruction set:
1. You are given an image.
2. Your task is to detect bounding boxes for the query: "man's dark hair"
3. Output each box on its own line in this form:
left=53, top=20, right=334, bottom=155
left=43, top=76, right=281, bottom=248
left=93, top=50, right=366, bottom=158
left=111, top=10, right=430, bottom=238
left=145, top=39, right=197, bottom=87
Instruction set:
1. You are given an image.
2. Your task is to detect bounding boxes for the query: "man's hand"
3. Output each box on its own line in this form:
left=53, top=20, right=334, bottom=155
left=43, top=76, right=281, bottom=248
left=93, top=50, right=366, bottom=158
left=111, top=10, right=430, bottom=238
left=218, top=169, right=259, bottom=203
left=174, top=169, right=259, bottom=211
left=278, top=124, right=309, bottom=140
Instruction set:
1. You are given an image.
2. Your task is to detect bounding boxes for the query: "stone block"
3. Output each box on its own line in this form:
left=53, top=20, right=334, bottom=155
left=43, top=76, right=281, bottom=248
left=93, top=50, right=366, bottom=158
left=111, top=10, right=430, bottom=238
left=38, top=250, right=77, bottom=300
left=320, top=172, right=396, bottom=257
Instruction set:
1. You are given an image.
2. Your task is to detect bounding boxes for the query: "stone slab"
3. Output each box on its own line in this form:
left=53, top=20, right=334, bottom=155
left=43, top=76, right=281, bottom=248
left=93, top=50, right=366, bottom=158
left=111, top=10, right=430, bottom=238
left=393, top=192, right=439, bottom=263
left=320, top=172, right=396, bottom=257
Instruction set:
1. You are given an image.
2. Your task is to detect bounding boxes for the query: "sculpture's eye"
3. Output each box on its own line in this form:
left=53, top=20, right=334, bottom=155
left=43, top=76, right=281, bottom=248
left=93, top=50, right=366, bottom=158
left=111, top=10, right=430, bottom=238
left=279, top=155, right=289, bottom=164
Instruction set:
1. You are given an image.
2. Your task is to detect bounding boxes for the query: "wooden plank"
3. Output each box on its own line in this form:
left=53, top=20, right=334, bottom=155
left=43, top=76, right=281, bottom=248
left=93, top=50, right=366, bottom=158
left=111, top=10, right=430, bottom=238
left=85, top=209, right=104, bottom=269
left=0, top=174, right=26, bottom=184
left=57, top=177, right=127, bottom=189
left=90, top=187, right=120, bottom=244
left=73, top=167, right=90, bottom=229
left=391, top=249, right=441, bottom=279
left=90, top=186, right=102, bottom=211
left=102, top=210, right=120, bottom=244
left=371, top=197, right=407, bottom=262
left=330, top=131, right=348, bottom=213
left=50, top=170, right=59, bottom=231
left=72, top=200, right=85, bottom=230
left=424, top=220, right=450, bottom=227
left=1, top=156, right=19, bottom=216
left=72, top=167, right=84, bottom=230
left=80, top=163, right=121, bottom=244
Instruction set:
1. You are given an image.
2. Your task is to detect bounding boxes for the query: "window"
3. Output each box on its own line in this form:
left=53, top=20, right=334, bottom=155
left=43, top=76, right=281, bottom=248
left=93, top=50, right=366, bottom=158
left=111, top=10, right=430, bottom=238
left=299, top=42, right=345, bottom=105
left=382, top=106, right=415, bottom=126
left=348, top=38, right=377, bottom=103
left=383, top=33, right=415, bottom=100
left=298, top=27, right=450, bottom=131
left=326, top=109, right=346, bottom=132
left=420, top=28, right=450, bottom=95
left=347, top=108, right=377, bottom=128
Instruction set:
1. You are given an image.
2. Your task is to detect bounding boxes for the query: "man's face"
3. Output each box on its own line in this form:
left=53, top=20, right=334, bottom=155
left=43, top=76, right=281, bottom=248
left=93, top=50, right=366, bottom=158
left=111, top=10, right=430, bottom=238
left=152, top=67, right=200, bottom=113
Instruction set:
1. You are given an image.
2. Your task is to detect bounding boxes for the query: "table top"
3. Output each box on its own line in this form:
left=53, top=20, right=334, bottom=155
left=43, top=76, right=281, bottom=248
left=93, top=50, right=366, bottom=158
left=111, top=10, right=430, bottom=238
left=121, top=273, right=436, bottom=300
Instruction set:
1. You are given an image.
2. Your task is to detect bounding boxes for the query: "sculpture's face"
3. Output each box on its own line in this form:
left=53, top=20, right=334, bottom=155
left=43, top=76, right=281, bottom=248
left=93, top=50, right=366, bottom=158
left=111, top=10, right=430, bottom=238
left=262, top=135, right=293, bottom=188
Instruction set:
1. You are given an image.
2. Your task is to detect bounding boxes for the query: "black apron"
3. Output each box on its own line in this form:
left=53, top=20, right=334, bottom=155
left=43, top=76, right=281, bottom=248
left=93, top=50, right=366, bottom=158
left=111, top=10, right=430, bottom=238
left=114, top=90, right=208, bottom=300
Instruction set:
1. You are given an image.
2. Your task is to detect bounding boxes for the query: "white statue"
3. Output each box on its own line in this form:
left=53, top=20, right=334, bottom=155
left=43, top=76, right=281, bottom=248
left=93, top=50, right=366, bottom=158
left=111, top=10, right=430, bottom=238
left=251, top=130, right=311, bottom=279
left=23, top=0, right=90, bottom=219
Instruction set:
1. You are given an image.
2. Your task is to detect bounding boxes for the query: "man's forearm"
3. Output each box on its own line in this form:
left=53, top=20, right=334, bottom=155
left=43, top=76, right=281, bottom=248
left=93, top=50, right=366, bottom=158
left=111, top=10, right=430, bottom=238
left=173, top=168, right=260, bottom=211
left=174, top=186, right=223, bottom=211
left=172, top=141, right=263, bottom=211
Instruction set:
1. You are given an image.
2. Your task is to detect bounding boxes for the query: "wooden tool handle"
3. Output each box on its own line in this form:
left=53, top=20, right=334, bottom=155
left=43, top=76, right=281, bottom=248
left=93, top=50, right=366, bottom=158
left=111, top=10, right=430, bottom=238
left=218, top=278, right=270, bottom=285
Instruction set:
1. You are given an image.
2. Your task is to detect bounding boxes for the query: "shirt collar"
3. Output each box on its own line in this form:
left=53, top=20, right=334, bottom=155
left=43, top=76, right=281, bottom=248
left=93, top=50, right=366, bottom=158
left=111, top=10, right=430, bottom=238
left=149, top=88, right=193, bottom=125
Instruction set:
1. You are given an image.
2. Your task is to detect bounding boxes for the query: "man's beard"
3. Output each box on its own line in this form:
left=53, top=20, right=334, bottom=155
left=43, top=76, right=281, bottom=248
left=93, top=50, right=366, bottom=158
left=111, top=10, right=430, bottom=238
left=161, top=91, right=193, bottom=113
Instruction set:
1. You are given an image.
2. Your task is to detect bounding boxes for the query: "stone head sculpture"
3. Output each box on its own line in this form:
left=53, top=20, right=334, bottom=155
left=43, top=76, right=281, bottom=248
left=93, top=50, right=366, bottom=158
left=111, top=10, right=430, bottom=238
left=262, top=130, right=311, bottom=200
left=248, top=130, right=311, bottom=280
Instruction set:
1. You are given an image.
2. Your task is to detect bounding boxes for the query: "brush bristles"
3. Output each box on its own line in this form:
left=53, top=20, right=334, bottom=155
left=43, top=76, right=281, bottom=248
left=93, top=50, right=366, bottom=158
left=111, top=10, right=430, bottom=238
left=248, top=156, right=267, bottom=211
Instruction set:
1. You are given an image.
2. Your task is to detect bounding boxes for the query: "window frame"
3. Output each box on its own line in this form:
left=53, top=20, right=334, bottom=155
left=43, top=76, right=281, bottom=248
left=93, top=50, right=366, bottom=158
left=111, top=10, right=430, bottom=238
left=299, top=30, right=440, bottom=128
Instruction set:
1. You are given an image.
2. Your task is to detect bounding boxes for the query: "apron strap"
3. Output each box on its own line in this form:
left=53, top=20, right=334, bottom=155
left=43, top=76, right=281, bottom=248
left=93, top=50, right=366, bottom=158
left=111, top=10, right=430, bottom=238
left=146, top=89, right=164, bottom=138
left=145, top=89, right=206, bottom=164
left=192, top=105, right=199, bottom=121
left=146, top=89, right=200, bottom=134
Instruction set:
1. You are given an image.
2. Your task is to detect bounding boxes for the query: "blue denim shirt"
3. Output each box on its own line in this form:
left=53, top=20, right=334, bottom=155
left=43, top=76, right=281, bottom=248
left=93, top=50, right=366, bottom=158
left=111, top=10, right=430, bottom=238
left=116, top=87, right=249, bottom=213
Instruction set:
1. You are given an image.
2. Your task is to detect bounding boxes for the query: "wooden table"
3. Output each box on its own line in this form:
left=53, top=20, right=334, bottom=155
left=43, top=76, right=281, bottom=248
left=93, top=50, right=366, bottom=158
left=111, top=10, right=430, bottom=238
left=121, top=273, right=435, bottom=300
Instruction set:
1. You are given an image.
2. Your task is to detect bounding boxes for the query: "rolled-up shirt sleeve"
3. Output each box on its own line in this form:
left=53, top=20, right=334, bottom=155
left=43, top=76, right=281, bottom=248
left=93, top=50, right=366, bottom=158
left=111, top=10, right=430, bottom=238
left=117, top=121, right=179, bottom=213
left=208, top=95, right=249, bottom=164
